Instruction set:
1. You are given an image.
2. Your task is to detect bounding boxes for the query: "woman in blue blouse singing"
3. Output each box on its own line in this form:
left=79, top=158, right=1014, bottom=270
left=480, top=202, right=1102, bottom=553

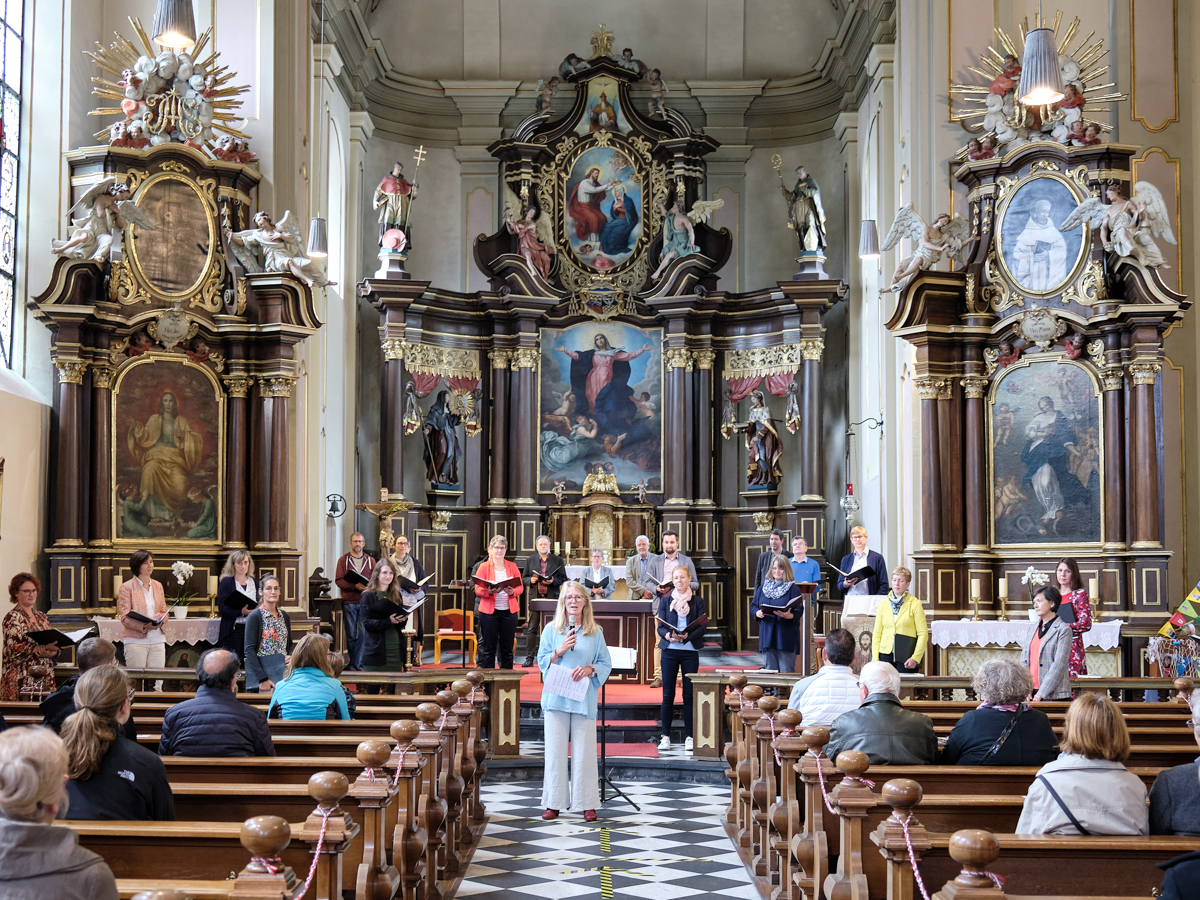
left=537, top=580, right=612, bottom=822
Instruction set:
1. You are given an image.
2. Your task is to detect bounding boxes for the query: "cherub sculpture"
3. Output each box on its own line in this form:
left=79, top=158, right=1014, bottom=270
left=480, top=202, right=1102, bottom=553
left=1059, top=182, right=1176, bottom=269
left=535, top=76, right=560, bottom=112
left=650, top=197, right=723, bottom=280
left=503, top=186, right=556, bottom=280
left=881, top=205, right=976, bottom=293
left=224, top=210, right=335, bottom=287
left=51, top=178, right=157, bottom=262
left=553, top=481, right=567, bottom=505
left=647, top=68, right=666, bottom=117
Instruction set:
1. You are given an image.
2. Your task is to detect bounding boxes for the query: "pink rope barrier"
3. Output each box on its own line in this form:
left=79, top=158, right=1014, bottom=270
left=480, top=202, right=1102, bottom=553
left=962, top=869, right=1006, bottom=889
left=891, top=812, right=931, bottom=900
left=291, top=808, right=333, bottom=900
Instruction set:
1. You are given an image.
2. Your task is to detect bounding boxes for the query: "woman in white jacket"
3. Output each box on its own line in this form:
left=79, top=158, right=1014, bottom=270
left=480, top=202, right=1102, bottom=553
left=1016, top=693, right=1148, bottom=836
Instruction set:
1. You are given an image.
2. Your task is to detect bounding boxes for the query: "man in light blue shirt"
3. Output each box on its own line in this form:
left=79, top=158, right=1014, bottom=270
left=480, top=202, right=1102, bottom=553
left=790, top=536, right=821, bottom=584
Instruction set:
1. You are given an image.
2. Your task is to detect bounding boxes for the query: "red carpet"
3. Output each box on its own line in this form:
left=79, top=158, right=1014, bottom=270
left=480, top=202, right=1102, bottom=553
left=597, top=743, right=659, bottom=758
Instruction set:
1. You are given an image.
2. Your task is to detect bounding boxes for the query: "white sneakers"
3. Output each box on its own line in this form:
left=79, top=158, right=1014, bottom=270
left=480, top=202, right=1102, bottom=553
left=658, top=734, right=671, bottom=750
left=684, top=737, right=694, bottom=752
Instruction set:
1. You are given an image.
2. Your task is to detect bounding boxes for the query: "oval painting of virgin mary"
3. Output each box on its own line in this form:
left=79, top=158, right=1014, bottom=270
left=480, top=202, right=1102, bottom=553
left=564, top=146, right=643, bottom=271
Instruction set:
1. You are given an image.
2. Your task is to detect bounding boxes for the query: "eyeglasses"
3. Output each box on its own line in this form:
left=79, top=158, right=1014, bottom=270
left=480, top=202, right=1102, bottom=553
left=127, top=688, right=136, bottom=702
left=1187, top=718, right=1196, bottom=730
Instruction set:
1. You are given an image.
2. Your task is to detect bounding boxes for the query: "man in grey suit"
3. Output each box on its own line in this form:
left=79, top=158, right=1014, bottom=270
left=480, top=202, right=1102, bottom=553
left=642, top=530, right=700, bottom=688
left=583, top=547, right=615, bottom=600
left=625, top=535, right=661, bottom=685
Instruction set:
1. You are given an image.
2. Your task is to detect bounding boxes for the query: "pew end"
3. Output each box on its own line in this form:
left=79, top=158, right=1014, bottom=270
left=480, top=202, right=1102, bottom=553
left=228, top=815, right=298, bottom=899
left=933, top=829, right=1006, bottom=899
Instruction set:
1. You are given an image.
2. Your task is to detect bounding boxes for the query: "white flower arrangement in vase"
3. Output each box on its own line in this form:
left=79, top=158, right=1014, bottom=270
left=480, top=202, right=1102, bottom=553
left=1021, top=565, right=1050, bottom=620
left=170, top=561, right=196, bottom=618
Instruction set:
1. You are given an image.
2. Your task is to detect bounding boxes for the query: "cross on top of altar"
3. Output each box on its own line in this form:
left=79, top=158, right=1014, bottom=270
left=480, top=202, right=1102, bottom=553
left=355, top=487, right=415, bottom=558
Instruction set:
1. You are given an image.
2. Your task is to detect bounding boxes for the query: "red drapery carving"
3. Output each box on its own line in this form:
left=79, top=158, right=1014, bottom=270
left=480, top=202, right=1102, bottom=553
left=764, top=372, right=794, bottom=397
left=726, top=375, right=761, bottom=402
left=411, top=372, right=441, bottom=397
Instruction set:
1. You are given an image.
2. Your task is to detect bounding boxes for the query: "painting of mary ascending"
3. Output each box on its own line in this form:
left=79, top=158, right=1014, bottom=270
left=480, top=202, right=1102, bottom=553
left=990, top=359, right=1102, bottom=546
left=564, top=145, right=643, bottom=272
left=113, top=359, right=222, bottom=542
left=539, top=323, right=662, bottom=495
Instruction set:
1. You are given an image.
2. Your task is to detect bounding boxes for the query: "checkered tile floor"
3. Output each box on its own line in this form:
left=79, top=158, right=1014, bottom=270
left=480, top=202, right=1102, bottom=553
left=518, top=739, right=695, bottom=760
left=456, top=781, right=757, bottom=898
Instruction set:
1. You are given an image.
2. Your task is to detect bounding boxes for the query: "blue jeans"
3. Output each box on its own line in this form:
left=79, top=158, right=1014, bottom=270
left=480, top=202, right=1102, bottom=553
left=343, top=602, right=364, bottom=670
left=762, top=648, right=796, bottom=673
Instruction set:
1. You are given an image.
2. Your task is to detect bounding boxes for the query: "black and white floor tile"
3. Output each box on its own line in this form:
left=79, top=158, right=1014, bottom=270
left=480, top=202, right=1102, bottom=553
left=517, top=739, right=696, bottom=760
left=457, top=781, right=756, bottom=899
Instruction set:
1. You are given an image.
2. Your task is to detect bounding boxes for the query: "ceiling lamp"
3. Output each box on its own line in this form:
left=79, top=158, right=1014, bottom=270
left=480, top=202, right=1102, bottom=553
left=1019, top=26, right=1064, bottom=106
left=308, top=0, right=328, bottom=261
left=858, top=220, right=880, bottom=259
left=307, top=216, right=329, bottom=258
left=152, top=0, right=197, bottom=48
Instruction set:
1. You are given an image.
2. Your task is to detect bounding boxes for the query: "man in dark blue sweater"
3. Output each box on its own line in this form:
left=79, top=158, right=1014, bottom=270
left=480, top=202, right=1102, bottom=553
left=158, top=649, right=275, bottom=756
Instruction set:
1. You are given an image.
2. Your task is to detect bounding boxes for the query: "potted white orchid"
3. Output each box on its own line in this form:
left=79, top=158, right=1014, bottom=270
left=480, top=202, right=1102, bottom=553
left=1021, top=565, right=1050, bottom=621
left=170, top=560, right=196, bottom=619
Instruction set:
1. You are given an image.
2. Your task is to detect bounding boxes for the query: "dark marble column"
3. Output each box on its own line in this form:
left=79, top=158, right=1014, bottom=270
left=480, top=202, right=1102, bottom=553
left=54, top=358, right=87, bottom=546
left=89, top=365, right=115, bottom=546
left=264, top=377, right=294, bottom=545
left=663, top=348, right=690, bottom=502
left=916, top=378, right=949, bottom=547
left=1101, top=365, right=1126, bottom=549
left=381, top=342, right=405, bottom=498
left=488, top=350, right=510, bottom=502
left=693, top=349, right=715, bottom=503
left=961, top=377, right=989, bottom=550
left=509, top=348, right=538, bottom=501
left=1130, top=361, right=1162, bottom=548
left=249, top=380, right=270, bottom=548
left=799, top=339, right=824, bottom=500
left=223, top=376, right=253, bottom=548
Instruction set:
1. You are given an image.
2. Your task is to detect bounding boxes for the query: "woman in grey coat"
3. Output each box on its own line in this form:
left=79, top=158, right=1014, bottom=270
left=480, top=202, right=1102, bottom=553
left=1020, top=586, right=1073, bottom=702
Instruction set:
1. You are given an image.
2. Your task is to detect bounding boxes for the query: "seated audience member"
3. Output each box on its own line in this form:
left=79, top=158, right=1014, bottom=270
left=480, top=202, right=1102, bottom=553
left=61, top=666, right=175, bottom=821
left=268, top=634, right=350, bottom=720
left=1016, top=693, right=1148, bottom=835
left=0, top=727, right=118, bottom=899
left=787, top=628, right=861, bottom=726
left=158, top=649, right=274, bottom=757
left=939, top=658, right=1060, bottom=766
left=1149, top=720, right=1200, bottom=836
left=40, top=638, right=135, bottom=740
left=327, top=651, right=356, bottom=718
left=1158, top=847, right=1200, bottom=900
left=824, top=661, right=937, bottom=765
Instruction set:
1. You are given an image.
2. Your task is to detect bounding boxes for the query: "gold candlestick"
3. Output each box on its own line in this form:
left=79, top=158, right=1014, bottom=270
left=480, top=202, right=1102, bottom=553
left=997, top=594, right=1009, bottom=622
left=971, top=594, right=983, bottom=621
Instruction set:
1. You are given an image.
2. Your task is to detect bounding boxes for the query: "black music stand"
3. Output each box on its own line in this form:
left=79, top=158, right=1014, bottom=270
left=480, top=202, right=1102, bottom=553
left=598, top=654, right=640, bottom=810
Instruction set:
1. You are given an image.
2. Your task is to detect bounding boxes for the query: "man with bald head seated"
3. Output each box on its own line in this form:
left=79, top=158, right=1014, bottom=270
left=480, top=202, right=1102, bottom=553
left=40, top=638, right=136, bottom=740
left=824, top=661, right=937, bottom=765
left=158, top=649, right=274, bottom=756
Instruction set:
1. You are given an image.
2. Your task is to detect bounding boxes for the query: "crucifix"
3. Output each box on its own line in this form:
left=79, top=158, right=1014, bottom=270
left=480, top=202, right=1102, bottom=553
left=355, top=487, right=415, bottom=561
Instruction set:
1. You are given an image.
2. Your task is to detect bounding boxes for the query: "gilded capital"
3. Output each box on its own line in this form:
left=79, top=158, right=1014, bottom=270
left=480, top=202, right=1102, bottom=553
left=665, top=347, right=691, bottom=370
left=55, top=359, right=87, bottom=385
left=91, top=365, right=116, bottom=390
left=692, top=348, right=716, bottom=371
left=381, top=338, right=406, bottom=361
left=1101, top=366, right=1124, bottom=392
left=489, top=349, right=513, bottom=369
left=510, top=348, right=539, bottom=370
left=915, top=377, right=952, bottom=401
left=223, top=376, right=254, bottom=398
left=960, top=377, right=988, bottom=400
left=1128, top=362, right=1160, bottom=386
left=261, top=376, right=297, bottom=398
left=799, top=339, right=825, bottom=362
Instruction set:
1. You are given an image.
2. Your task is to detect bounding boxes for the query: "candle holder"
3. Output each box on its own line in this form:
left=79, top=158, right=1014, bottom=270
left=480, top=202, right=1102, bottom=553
left=971, top=594, right=983, bottom=622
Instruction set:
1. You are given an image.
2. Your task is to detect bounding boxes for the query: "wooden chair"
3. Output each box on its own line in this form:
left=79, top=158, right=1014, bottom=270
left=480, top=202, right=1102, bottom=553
left=434, top=609, right=476, bottom=664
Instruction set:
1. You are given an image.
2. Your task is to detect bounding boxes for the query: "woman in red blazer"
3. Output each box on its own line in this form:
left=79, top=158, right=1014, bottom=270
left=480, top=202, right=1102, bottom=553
left=474, top=535, right=523, bottom=668
left=116, top=549, right=169, bottom=691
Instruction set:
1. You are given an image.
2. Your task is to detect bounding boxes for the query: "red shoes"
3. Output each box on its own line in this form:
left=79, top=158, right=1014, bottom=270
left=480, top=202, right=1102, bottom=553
left=583, top=809, right=598, bottom=822
left=541, top=809, right=558, bottom=820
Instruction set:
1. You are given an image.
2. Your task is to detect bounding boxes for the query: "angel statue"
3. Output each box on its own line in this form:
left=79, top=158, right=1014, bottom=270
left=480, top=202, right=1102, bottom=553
left=51, top=179, right=157, bottom=262
left=781, top=166, right=826, bottom=253
left=1058, top=182, right=1176, bottom=269
left=502, top=186, right=556, bottom=280
left=650, top=197, right=724, bottom=280
left=224, top=211, right=335, bottom=288
left=535, top=76, right=560, bottom=112
left=881, top=205, right=977, bottom=293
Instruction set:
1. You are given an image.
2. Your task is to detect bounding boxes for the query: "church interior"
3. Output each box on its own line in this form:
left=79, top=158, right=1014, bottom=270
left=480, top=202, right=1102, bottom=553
left=0, top=0, right=1198, bottom=897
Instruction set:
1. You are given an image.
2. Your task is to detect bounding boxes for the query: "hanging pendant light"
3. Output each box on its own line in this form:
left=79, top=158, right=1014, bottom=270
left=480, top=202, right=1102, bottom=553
left=307, top=216, right=328, bottom=258
left=152, top=0, right=197, bottom=48
left=858, top=220, right=880, bottom=259
left=1019, top=26, right=1064, bottom=106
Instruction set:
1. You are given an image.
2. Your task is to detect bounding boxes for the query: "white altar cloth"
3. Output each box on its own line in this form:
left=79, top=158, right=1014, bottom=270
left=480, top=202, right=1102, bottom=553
left=93, top=616, right=222, bottom=646
left=931, top=618, right=1124, bottom=651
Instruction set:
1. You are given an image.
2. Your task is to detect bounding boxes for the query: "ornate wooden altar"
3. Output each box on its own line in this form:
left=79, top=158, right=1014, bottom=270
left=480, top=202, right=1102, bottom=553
left=888, top=139, right=1189, bottom=671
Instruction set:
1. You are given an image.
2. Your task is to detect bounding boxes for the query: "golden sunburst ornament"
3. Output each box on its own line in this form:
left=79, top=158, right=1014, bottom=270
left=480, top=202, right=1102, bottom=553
left=87, top=17, right=251, bottom=150
left=949, top=11, right=1126, bottom=159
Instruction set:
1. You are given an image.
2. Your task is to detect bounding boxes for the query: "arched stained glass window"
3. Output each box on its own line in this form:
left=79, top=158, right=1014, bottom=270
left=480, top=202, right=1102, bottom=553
left=0, top=1, right=22, bottom=368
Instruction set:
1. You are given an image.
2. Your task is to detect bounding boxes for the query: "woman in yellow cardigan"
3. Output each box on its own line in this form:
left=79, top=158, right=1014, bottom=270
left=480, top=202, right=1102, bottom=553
left=872, top=566, right=928, bottom=670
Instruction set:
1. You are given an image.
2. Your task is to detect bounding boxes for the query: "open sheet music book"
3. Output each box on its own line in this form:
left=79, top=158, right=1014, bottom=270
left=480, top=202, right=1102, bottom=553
left=471, top=572, right=522, bottom=592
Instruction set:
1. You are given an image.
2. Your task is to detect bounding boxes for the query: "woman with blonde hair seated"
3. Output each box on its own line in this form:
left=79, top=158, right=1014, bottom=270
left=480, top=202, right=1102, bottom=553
left=268, top=633, right=350, bottom=720
left=62, top=666, right=174, bottom=821
left=1016, top=693, right=1148, bottom=835
left=0, top=726, right=118, bottom=899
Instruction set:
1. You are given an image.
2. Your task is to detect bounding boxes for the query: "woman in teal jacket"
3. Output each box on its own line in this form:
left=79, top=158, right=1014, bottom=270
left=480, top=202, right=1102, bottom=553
left=268, top=634, right=350, bottom=720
